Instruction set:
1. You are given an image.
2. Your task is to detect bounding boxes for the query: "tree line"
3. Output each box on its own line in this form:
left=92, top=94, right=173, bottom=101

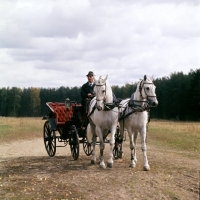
left=0, top=69, right=199, bottom=121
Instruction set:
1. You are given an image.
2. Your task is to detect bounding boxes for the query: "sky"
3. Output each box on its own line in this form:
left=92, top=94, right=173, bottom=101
left=0, top=0, right=200, bottom=89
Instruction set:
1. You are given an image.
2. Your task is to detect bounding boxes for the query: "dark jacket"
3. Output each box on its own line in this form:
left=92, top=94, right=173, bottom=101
left=81, top=82, right=95, bottom=99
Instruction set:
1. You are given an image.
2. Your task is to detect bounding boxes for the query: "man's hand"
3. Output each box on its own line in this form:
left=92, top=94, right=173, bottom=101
left=88, top=93, right=92, bottom=97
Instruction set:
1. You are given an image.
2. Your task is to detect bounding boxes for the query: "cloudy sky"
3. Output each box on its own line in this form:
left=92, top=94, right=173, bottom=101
left=0, top=0, right=199, bottom=89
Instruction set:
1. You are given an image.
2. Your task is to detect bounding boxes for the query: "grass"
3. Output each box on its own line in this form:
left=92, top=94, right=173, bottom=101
left=0, top=117, right=44, bottom=143
left=148, top=119, right=200, bottom=153
left=0, top=117, right=200, bottom=154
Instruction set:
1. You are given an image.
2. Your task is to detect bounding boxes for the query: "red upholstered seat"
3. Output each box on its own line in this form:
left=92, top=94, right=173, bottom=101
left=48, top=102, right=73, bottom=125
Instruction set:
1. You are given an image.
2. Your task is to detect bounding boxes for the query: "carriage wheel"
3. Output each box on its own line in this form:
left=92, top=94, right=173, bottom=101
left=113, top=143, right=121, bottom=159
left=113, top=125, right=121, bottom=159
left=43, top=121, right=56, bottom=157
left=83, top=137, right=93, bottom=156
left=69, top=125, right=79, bottom=160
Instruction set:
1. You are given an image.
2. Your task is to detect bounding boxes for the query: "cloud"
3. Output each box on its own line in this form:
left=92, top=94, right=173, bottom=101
left=0, top=0, right=199, bottom=89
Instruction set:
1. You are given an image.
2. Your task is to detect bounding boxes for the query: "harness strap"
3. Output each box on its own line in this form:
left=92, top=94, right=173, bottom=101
left=104, top=103, right=118, bottom=110
left=119, top=103, right=149, bottom=121
left=119, top=110, right=135, bottom=121
left=87, top=105, right=96, bottom=117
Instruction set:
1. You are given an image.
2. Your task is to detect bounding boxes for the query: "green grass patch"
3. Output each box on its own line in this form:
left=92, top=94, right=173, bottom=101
left=148, top=120, right=200, bottom=153
left=0, top=124, right=12, bottom=131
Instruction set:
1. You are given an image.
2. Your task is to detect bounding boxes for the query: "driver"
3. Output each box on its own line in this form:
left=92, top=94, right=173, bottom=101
left=80, top=71, right=95, bottom=111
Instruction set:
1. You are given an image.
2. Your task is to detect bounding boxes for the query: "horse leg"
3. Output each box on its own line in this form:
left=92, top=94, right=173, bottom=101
left=99, top=141, right=106, bottom=169
left=96, top=127, right=106, bottom=169
left=91, top=133, right=97, bottom=164
left=107, top=126, right=116, bottom=168
left=133, top=131, right=138, bottom=163
left=140, top=128, right=150, bottom=171
left=89, top=123, right=97, bottom=164
left=128, top=129, right=136, bottom=168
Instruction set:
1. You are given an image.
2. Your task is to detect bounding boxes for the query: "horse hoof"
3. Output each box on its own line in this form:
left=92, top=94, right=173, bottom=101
left=91, top=160, right=96, bottom=164
left=107, top=162, right=113, bottom=168
left=129, top=163, right=136, bottom=168
left=100, top=164, right=106, bottom=169
left=144, top=165, right=150, bottom=171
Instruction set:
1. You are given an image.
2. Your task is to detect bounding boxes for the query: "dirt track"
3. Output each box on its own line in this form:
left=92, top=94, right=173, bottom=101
left=0, top=138, right=199, bottom=200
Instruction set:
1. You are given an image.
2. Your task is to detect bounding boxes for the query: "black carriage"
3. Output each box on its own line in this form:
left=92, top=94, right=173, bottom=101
left=42, top=98, right=122, bottom=160
left=42, top=99, right=92, bottom=160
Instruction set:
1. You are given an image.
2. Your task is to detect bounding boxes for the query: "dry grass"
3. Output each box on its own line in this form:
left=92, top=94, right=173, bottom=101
left=148, top=119, right=200, bottom=153
left=1, top=117, right=200, bottom=154
left=0, top=117, right=44, bottom=143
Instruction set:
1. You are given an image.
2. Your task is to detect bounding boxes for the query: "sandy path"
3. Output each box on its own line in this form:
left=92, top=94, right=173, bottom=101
left=0, top=138, right=199, bottom=200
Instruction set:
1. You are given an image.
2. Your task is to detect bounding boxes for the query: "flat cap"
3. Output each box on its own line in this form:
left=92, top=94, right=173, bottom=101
left=86, top=71, right=94, bottom=76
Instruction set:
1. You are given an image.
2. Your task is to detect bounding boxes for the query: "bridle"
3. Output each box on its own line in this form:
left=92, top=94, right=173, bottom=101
left=139, top=80, right=157, bottom=101
left=95, top=82, right=107, bottom=103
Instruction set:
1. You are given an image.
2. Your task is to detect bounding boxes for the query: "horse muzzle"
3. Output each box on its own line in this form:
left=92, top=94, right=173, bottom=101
left=149, top=100, right=158, bottom=107
left=97, top=105, right=103, bottom=111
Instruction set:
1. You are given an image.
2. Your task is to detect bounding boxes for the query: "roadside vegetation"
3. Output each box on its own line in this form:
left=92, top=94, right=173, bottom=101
left=0, top=117, right=43, bottom=143
left=148, top=119, right=200, bottom=154
left=1, top=117, right=199, bottom=156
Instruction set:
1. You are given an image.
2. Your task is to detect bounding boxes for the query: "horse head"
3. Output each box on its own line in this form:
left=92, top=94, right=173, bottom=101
left=94, top=75, right=109, bottom=111
left=139, top=75, right=158, bottom=107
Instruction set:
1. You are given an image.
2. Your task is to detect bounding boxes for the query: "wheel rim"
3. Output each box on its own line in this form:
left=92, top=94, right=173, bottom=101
left=70, top=143, right=79, bottom=160
left=113, top=143, right=120, bottom=159
left=113, top=125, right=121, bottom=159
left=43, top=121, right=56, bottom=157
left=83, top=137, right=93, bottom=156
left=70, top=126, right=79, bottom=160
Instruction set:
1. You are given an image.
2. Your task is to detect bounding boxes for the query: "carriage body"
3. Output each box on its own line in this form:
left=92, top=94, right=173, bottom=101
left=43, top=101, right=87, bottom=138
left=42, top=100, right=92, bottom=160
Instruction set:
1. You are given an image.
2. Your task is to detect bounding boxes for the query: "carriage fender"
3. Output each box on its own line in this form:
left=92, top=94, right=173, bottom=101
left=43, top=116, right=57, bottom=131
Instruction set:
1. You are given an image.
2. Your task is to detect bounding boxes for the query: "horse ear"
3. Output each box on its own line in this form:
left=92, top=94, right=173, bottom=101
left=144, top=75, right=147, bottom=81
left=103, top=75, right=108, bottom=83
left=105, top=75, right=108, bottom=81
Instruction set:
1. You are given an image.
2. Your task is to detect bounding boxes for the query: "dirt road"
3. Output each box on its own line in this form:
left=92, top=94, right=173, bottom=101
left=0, top=138, right=199, bottom=200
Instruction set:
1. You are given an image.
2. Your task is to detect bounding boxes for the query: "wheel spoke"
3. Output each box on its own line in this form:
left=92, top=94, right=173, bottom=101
left=43, top=121, right=56, bottom=157
left=69, top=126, right=79, bottom=160
left=83, top=137, right=93, bottom=156
left=113, top=145, right=119, bottom=159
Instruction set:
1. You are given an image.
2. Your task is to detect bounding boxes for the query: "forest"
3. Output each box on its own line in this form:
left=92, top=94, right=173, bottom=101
left=0, top=69, right=200, bottom=121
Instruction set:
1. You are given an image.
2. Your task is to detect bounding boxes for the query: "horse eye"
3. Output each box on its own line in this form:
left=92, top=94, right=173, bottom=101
left=102, top=90, right=105, bottom=93
left=146, top=87, right=150, bottom=91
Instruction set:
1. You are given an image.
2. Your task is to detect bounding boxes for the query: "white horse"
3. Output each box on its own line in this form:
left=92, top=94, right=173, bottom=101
left=87, top=75, right=118, bottom=168
left=118, top=75, right=158, bottom=171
